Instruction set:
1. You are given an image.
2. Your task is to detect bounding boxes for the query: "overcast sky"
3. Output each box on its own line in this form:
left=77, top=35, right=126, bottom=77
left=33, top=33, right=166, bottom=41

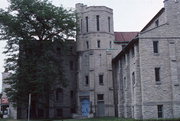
left=0, top=0, right=164, bottom=92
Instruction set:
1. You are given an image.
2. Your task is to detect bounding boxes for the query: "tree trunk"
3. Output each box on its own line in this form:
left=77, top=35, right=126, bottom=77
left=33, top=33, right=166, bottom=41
left=45, top=92, right=50, bottom=119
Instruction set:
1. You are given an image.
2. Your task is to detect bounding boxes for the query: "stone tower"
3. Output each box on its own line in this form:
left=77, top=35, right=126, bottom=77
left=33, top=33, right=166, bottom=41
left=164, top=0, right=180, bottom=118
left=164, top=0, right=180, bottom=35
left=76, top=3, right=115, bottom=117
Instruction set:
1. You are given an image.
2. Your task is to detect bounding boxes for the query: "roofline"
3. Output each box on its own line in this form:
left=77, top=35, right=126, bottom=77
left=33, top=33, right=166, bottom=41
left=114, top=31, right=139, bottom=33
left=113, top=41, right=129, bottom=43
left=141, top=8, right=165, bottom=32
left=114, top=32, right=139, bottom=42
left=112, top=37, right=139, bottom=63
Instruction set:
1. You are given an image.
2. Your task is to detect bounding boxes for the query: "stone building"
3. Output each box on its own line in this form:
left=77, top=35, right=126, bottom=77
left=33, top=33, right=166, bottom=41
left=3, top=0, right=180, bottom=120
left=1, top=3, right=137, bottom=119
left=1, top=40, right=77, bottom=119
left=75, top=3, right=137, bottom=117
left=48, top=40, right=77, bottom=118
left=113, top=0, right=180, bottom=119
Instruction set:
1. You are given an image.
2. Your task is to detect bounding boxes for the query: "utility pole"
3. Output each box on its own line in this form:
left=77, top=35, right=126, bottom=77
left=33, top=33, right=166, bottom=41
left=28, top=94, right=31, bottom=121
left=0, top=93, right=2, bottom=114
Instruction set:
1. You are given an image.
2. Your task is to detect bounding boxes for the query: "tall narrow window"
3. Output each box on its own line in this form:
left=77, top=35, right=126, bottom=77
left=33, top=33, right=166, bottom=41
left=155, top=19, right=159, bottom=27
left=70, top=90, right=74, bottom=99
left=99, top=74, right=104, bottom=85
left=85, top=75, right=89, bottom=86
left=124, top=77, right=127, bottom=89
left=86, top=41, right=89, bottom=49
left=155, top=67, right=160, bottom=82
left=70, top=46, right=73, bottom=54
left=96, top=15, right=100, bottom=31
left=56, top=109, right=63, bottom=117
left=157, top=105, right=163, bottom=118
left=56, top=88, right=63, bottom=103
left=81, top=19, right=83, bottom=32
left=124, top=55, right=126, bottom=64
left=108, top=17, right=110, bottom=32
left=153, top=41, right=159, bottom=53
left=109, top=41, right=112, bottom=48
left=97, top=40, right=100, bottom=48
left=86, top=16, right=88, bottom=32
left=132, top=46, right=135, bottom=58
left=70, top=61, right=74, bottom=70
left=132, top=72, right=135, bottom=86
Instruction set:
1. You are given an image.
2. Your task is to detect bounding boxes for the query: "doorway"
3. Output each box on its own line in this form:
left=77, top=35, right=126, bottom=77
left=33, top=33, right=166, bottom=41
left=81, top=99, right=90, bottom=116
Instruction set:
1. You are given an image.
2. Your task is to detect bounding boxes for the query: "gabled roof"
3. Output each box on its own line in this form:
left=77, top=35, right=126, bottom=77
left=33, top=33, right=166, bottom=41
left=112, top=37, right=139, bottom=63
left=114, top=32, right=139, bottom=42
left=113, top=8, right=165, bottom=63
left=141, top=8, right=165, bottom=32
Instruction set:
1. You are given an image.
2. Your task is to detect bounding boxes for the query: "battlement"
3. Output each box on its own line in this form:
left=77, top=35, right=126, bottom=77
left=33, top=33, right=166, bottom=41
left=76, top=3, right=112, bottom=13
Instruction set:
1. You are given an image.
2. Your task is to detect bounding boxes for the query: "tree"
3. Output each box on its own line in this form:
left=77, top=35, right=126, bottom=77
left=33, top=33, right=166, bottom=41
left=0, top=0, right=76, bottom=119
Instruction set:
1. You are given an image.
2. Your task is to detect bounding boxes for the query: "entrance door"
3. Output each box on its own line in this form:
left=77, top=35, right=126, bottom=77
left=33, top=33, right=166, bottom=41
left=97, top=101, right=105, bottom=117
left=81, top=99, right=90, bottom=116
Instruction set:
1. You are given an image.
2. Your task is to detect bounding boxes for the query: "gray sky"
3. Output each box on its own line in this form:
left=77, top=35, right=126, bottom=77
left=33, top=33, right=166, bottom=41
left=0, top=0, right=164, bottom=91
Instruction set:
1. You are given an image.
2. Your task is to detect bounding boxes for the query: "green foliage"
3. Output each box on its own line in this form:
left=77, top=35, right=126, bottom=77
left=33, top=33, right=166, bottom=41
left=0, top=0, right=76, bottom=118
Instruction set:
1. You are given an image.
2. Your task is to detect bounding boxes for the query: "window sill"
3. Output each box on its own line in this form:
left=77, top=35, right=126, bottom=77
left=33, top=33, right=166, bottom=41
left=154, top=53, right=160, bottom=56
left=156, top=81, right=161, bottom=85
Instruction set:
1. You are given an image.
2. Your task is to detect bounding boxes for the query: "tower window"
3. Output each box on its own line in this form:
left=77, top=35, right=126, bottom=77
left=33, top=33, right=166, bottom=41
left=157, top=105, right=163, bottom=118
left=153, top=41, right=159, bottom=53
left=99, top=74, right=104, bottom=85
left=155, top=67, right=160, bottom=82
left=97, top=40, right=100, bottom=48
left=86, top=16, right=88, bottom=32
left=108, top=17, right=110, bottom=32
left=97, top=94, right=104, bottom=101
left=109, top=41, right=112, bottom=48
left=96, top=15, right=100, bottom=31
left=85, top=75, right=89, bottom=86
left=86, top=41, right=89, bottom=49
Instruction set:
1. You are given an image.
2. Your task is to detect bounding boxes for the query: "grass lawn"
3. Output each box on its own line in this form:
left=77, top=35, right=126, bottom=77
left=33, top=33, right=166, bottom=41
left=64, top=117, right=135, bottom=121
left=1, top=117, right=180, bottom=121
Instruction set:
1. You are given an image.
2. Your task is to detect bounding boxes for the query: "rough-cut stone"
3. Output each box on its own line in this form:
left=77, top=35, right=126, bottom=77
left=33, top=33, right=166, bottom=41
left=113, top=0, right=180, bottom=119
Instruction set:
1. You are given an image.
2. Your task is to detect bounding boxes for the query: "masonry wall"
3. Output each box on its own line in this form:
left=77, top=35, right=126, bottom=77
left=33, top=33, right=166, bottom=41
left=113, top=41, right=142, bottom=119
left=138, top=0, right=180, bottom=118
left=138, top=36, right=174, bottom=119
left=113, top=0, right=180, bottom=119
left=76, top=3, right=116, bottom=117
left=49, top=40, right=77, bottom=118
